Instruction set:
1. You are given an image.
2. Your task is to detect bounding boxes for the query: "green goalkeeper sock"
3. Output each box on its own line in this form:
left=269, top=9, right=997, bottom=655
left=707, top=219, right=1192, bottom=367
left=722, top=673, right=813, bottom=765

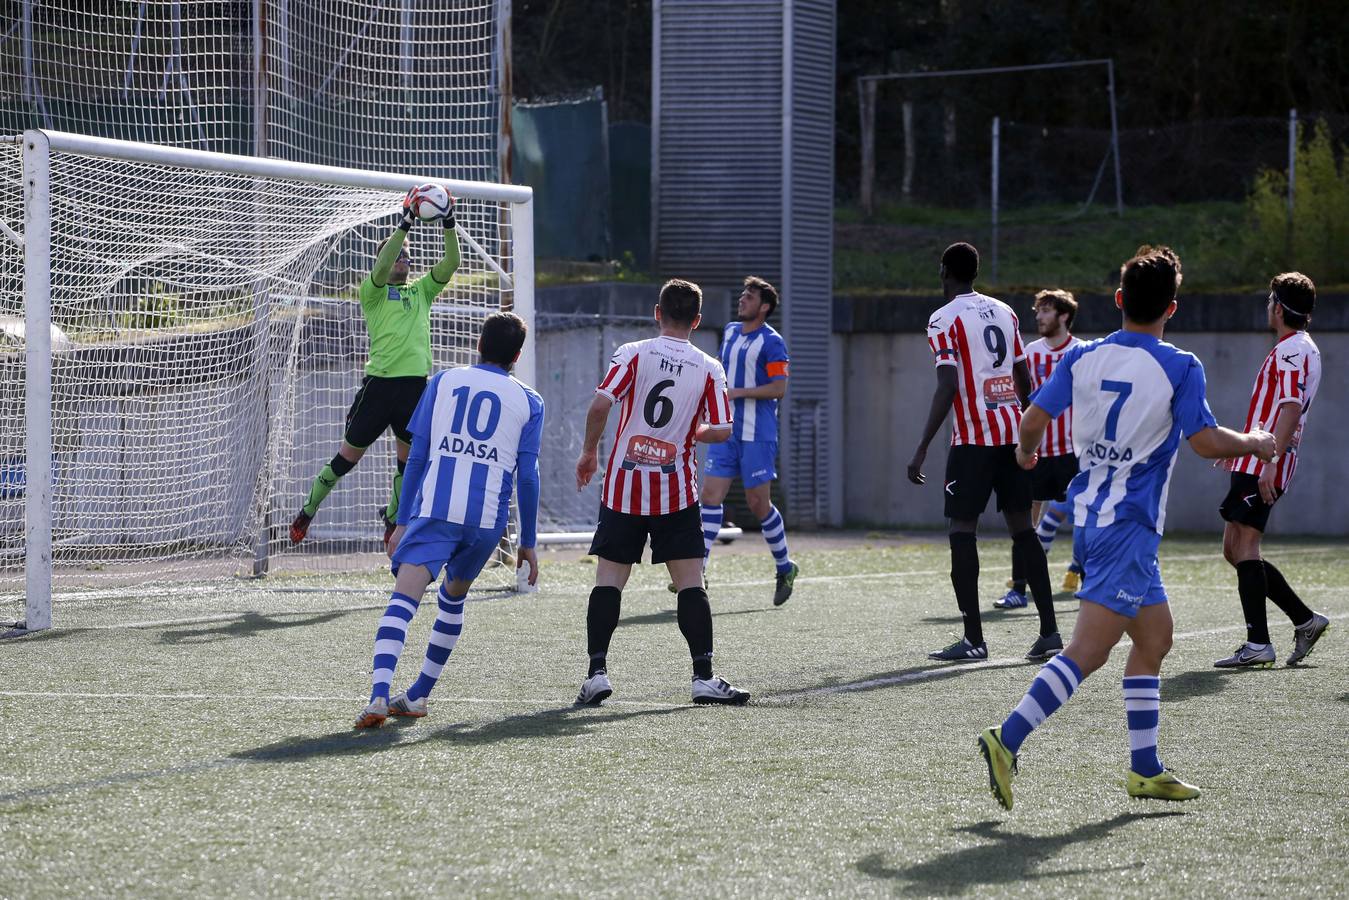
left=385, top=459, right=407, bottom=522
left=302, top=454, right=357, bottom=517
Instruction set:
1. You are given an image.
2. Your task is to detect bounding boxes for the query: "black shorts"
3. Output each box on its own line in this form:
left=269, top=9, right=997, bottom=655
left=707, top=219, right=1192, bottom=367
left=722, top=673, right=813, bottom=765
left=589, top=503, right=705, bottom=565
left=1029, top=453, right=1080, bottom=502
left=343, top=375, right=427, bottom=448
left=943, top=444, right=1033, bottom=520
left=1219, top=471, right=1282, bottom=533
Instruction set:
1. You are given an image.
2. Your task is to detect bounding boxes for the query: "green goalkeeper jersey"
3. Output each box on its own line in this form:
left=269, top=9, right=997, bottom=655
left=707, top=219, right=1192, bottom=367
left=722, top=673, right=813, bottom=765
left=357, top=271, right=448, bottom=378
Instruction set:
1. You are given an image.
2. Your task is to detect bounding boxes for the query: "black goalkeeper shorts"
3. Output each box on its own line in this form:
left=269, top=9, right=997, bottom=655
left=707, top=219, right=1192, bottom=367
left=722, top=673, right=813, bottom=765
left=343, top=375, right=427, bottom=448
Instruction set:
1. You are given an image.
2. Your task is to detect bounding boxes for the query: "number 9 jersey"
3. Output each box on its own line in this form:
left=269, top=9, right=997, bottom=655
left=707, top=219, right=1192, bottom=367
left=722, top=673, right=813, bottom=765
left=926, top=291, right=1027, bottom=446
left=595, top=335, right=733, bottom=515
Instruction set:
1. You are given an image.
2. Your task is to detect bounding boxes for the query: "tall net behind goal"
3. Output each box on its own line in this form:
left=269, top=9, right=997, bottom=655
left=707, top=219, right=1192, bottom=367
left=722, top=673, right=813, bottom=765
left=1, top=132, right=532, bottom=629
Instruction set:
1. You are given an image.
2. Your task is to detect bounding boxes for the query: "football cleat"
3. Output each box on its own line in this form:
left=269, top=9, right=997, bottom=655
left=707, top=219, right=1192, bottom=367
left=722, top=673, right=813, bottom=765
left=994, top=589, right=1028, bottom=609
left=1126, top=769, right=1200, bottom=802
left=928, top=638, right=988, bottom=662
left=1286, top=613, right=1330, bottom=666
left=1213, top=642, right=1276, bottom=669
left=388, top=692, right=427, bottom=718
left=575, top=671, right=613, bottom=706
left=773, top=562, right=800, bottom=606
left=978, top=726, right=1017, bottom=810
left=1061, top=568, right=1083, bottom=593
left=692, top=675, right=750, bottom=706
left=1025, top=632, right=1064, bottom=662
left=289, top=509, right=312, bottom=545
left=354, top=697, right=388, bottom=729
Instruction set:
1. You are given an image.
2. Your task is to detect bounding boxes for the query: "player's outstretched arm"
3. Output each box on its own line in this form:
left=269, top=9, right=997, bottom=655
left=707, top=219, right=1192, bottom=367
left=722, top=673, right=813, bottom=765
left=1187, top=425, right=1276, bottom=462
left=430, top=196, right=460, bottom=284
left=576, top=394, right=613, bottom=490
left=371, top=186, right=424, bottom=287
left=695, top=423, right=732, bottom=444
left=907, top=366, right=958, bottom=484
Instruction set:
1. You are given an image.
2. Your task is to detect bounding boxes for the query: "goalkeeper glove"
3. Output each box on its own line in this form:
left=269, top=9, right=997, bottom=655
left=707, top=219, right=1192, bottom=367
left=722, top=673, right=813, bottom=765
left=441, top=191, right=457, bottom=230
left=399, top=186, right=422, bottom=231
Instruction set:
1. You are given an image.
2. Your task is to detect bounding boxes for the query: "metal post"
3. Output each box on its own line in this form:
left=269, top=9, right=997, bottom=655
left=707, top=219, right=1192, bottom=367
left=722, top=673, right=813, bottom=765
left=253, top=0, right=267, bottom=158
left=1107, top=58, right=1124, bottom=216
left=858, top=77, right=877, bottom=216
left=991, top=116, right=999, bottom=285
left=1287, top=108, right=1297, bottom=216
left=512, top=197, right=536, bottom=592
left=22, top=130, right=52, bottom=632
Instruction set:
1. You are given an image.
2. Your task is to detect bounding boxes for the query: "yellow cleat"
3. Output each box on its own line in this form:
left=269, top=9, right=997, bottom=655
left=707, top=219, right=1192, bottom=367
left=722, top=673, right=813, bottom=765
left=1126, top=769, right=1200, bottom=802
left=978, top=726, right=1017, bottom=810
left=1061, top=569, right=1082, bottom=593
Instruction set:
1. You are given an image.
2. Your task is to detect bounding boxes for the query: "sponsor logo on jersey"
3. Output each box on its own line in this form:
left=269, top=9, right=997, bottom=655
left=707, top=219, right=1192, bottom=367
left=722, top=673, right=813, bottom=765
left=658, top=356, right=686, bottom=377
left=983, top=375, right=1017, bottom=408
left=438, top=435, right=500, bottom=461
left=623, top=434, right=677, bottom=469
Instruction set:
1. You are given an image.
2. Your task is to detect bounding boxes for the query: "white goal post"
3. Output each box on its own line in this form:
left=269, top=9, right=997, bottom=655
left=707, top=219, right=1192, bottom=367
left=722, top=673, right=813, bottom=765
left=6, top=129, right=533, bottom=633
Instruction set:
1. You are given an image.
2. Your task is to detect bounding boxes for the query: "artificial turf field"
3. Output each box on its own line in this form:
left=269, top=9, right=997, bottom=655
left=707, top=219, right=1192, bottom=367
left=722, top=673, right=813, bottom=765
left=2, top=533, right=1346, bottom=898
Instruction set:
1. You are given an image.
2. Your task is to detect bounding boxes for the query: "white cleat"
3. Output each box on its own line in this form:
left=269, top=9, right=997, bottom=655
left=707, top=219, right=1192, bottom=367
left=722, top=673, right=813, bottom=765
left=388, top=692, right=427, bottom=718
left=354, top=697, right=388, bottom=729
left=576, top=671, right=613, bottom=706
left=692, top=675, right=750, bottom=706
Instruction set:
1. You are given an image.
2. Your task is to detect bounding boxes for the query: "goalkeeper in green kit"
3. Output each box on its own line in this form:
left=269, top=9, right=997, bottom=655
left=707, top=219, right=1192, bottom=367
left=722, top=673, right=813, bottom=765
left=290, top=184, right=460, bottom=549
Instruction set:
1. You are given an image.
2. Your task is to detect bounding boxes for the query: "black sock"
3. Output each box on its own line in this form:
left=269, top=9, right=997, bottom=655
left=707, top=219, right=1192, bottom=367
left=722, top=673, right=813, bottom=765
left=586, top=586, right=622, bottom=675
left=1262, top=561, right=1314, bottom=626
left=676, top=587, right=714, bottom=679
left=1013, top=529, right=1058, bottom=636
left=949, top=532, right=982, bottom=646
left=329, top=453, right=356, bottom=477
left=1236, top=559, right=1270, bottom=644
left=1010, top=540, right=1027, bottom=594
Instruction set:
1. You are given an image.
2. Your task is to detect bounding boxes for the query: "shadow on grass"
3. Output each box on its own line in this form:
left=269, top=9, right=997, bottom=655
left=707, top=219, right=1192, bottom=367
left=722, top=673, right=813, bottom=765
left=158, top=610, right=352, bottom=645
left=619, top=608, right=775, bottom=628
left=1162, top=668, right=1231, bottom=703
left=769, top=658, right=1033, bottom=700
left=233, top=704, right=690, bottom=763
left=856, top=811, right=1183, bottom=894
left=1338, top=692, right=1349, bottom=705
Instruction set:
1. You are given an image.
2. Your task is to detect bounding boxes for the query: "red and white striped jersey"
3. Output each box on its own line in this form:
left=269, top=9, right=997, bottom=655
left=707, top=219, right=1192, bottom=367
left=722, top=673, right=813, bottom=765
left=595, top=335, right=732, bottom=515
left=926, top=292, right=1027, bottom=446
left=1026, top=334, right=1082, bottom=457
left=1231, top=330, right=1322, bottom=490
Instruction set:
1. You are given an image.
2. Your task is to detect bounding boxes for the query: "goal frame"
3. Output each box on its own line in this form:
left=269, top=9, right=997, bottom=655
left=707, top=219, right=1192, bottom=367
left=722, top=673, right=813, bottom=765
left=12, top=128, right=534, bottom=633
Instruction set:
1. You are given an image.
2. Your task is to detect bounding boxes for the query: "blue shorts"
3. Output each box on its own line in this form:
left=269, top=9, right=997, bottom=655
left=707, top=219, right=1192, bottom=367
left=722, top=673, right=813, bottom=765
left=1072, top=519, right=1168, bottom=618
left=391, top=518, right=502, bottom=582
left=705, top=437, right=777, bottom=488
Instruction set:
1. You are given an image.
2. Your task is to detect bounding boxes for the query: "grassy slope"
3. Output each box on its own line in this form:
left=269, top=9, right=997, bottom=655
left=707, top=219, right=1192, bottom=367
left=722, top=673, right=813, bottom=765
left=2, top=536, right=1346, bottom=897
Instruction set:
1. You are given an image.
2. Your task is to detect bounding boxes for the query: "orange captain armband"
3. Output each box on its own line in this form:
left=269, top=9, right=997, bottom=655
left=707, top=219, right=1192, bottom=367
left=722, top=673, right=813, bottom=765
left=767, top=361, right=790, bottom=379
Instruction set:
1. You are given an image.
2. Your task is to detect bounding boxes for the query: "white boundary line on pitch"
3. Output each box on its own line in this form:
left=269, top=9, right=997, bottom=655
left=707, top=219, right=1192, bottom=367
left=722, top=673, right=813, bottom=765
left=0, top=689, right=685, bottom=709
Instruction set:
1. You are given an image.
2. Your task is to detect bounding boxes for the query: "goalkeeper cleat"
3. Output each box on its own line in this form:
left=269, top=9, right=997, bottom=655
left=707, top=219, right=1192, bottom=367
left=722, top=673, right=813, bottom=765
left=1213, top=642, right=1276, bottom=668
left=1062, top=568, right=1083, bottom=593
left=773, top=562, right=799, bottom=606
left=354, top=697, right=388, bottom=729
left=388, top=692, right=427, bottom=719
left=928, top=638, right=988, bottom=662
left=575, top=671, right=613, bottom=706
left=1126, top=769, right=1200, bottom=802
left=978, top=726, right=1017, bottom=811
left=1025, top=632, right=1064, bottom=662
left=289, top=510, right=312, bottom=545
left=1286, top=613, right=1330, bottom=666
left=692, top=675, right=750, bottom=706
left=993, top=589, right=1028, bottom=609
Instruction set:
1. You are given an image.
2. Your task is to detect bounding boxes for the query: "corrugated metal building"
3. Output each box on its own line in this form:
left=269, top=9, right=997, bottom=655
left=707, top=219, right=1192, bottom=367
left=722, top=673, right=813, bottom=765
left=652, top=0, right=838, bottom=526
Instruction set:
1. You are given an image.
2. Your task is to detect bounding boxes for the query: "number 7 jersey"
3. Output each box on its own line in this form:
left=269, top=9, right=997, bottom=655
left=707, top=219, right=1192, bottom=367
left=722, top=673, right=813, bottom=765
left=595, top=335, right=733, bottom=515
left=926, top=291, right=1027, bottom=446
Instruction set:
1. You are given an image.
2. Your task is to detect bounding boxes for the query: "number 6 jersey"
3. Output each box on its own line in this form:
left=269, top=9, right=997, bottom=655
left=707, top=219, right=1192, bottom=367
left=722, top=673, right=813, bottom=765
left=595, top=335, right=733, bottom=515
left=926, top=291, right=1027, bottom=446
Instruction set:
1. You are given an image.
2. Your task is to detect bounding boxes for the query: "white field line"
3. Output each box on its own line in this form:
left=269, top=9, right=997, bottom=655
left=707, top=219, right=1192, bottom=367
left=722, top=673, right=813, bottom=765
left=0, top=689, right=683, bottom=709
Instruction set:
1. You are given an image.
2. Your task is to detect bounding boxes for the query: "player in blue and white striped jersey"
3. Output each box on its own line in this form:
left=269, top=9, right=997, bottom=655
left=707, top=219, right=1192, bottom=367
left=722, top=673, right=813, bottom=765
left=975, top=246, right=1275, bottom=809
left=700, top=276, right=799, bottom=606
left=355, top=312, right=544, bottom=728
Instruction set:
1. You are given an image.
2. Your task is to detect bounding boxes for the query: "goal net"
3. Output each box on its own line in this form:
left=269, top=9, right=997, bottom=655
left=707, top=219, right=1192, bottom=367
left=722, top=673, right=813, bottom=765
left=1, top=130, right=533, bottom=631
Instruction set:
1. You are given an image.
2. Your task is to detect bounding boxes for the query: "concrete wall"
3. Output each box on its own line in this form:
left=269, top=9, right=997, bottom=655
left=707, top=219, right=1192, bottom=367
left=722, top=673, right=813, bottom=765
left=841, top=330, right=1349, bottom=535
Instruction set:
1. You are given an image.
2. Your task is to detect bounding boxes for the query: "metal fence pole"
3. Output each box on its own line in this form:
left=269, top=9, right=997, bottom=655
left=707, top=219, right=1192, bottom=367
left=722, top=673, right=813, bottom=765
left=1107, top=58, right=1123, bottom=216
left=858, top=77, right=877, bottom=216
left=991, top=116, right=999, bottom=284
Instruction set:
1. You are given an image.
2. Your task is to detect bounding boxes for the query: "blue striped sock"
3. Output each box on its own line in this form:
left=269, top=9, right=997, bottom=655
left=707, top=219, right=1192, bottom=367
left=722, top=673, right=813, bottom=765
left=1000, top=653, right=1085, bottom=754
left=371, top=591, right=420, bottom=702
left=701, top=504, right=723, bottom=562
left=1037, top=503, right=1067, bottom=553
left=760, top=505, right=792, bottom=574
left=1123, top=675, right=1163, bottom=777
left=406, top=585, right=466, bottom=702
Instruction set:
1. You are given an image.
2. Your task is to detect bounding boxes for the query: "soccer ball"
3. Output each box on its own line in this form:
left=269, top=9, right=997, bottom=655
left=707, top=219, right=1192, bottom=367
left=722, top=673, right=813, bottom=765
left=413, top=183, right=453, bottom=221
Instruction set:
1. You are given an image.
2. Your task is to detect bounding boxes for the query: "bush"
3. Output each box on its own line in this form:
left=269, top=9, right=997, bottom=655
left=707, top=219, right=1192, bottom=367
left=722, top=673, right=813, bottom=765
left=1243, top=119, right=1349, bottom=284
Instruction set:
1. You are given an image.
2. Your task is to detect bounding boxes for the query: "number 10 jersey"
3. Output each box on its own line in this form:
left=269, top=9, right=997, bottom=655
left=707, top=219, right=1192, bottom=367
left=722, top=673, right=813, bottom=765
left=926, top=291, right=1027, bottom=447
left=595, top=335, right=733, bottom=515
